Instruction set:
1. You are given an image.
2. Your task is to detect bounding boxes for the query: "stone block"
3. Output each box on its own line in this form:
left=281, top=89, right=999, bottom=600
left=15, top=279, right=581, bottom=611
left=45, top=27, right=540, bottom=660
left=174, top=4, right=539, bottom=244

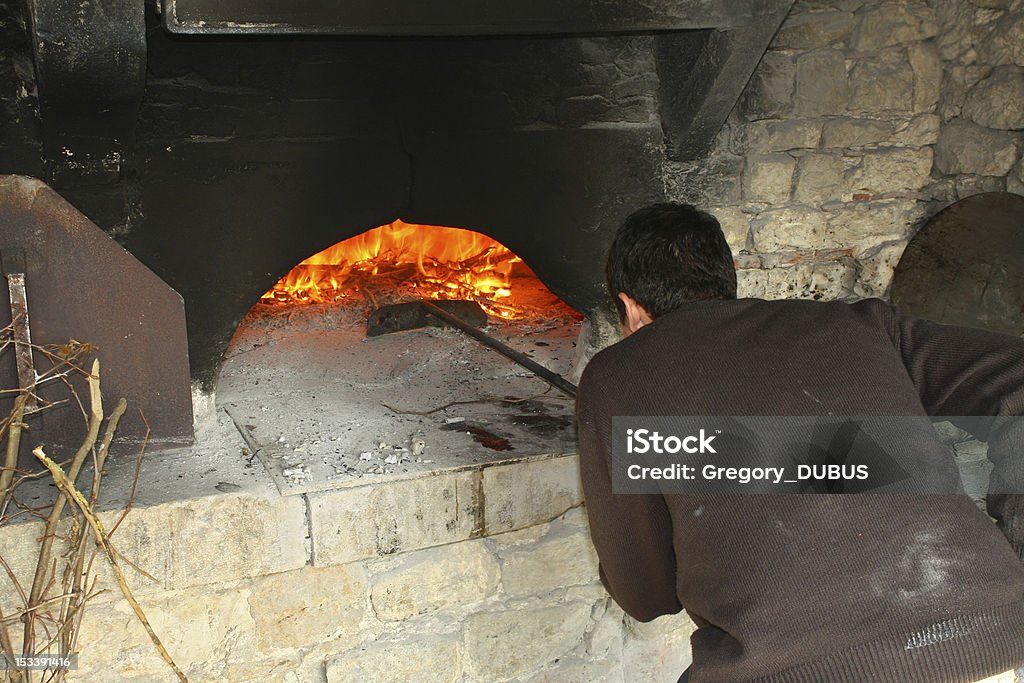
left=739, top=120, right=822, bottom=153
left=708, top=206, right=752, bottom=252
left=890, top=114, right=940, bottom=147
left=327, top=638, right=463, bottom=683
left=848, top=51, right=915, bottom=114
left=249, top=563, right=367, bottom=654
left=749, top=206, right=830, bottom=251
left=955, top=175, right=1008, bottom=199
left=933, top=121, right=1022, bottom=176
left=621, top=612, right=697, bottom=683
left=72, top=583, right=256, bottom=682
left=850, top=4, right=939, bottom=51
left=977, top=12, right=1024, bottom=67
left=494, top=513, right=599, bottom=598
left=773, top=11, right=856, bottom=50
left=794, top=49, right=850, bottom=117
left=793, top=152, right=846, bottom=203
left=463, top=602, right=594, bottom=681
left=908, top=43, right=941, bottom=114
left=85, top=489, right=308, bottom=597
left=852, top=241, right=911, bottom=299
left=824, top=198, right=922, bottom=251
left=482, top=455, right=582, bottom=535
left=821, top=118, right=895, bottom=148
left=740, top=259, right=857, bottom=302
left=664, top=154, right=744, bottom=205
left=963, top=66, right=1024, bottom=130
left=738, top=51, right=795, bottom=121
left=308, top=470, right=478, bottom=566
left=743, top=153, right=796, bottom=203
left=368, top=540, right=499, bottom=621
left=845, top=148, right=933, bottom=195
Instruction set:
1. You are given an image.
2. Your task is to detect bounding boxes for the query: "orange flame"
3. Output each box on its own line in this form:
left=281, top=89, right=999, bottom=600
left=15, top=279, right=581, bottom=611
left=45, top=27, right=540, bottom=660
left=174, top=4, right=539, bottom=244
left=261, top=220, right=527, bottom=317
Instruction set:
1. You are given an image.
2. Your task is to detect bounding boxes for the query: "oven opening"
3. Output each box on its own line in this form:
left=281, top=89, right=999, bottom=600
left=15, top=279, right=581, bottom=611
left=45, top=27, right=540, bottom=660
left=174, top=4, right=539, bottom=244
left=218, top=220, right=584, bottom=494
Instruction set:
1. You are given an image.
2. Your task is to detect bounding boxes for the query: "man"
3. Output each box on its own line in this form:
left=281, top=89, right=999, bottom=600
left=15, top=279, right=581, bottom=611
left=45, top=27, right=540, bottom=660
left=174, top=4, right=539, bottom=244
left=576, top=203, right=1024, bottom=682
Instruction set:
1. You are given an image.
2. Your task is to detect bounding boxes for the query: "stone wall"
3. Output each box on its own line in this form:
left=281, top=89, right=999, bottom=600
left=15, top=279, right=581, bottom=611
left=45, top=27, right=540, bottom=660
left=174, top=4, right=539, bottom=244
left=667, top=0, right=1024, bottom=303
left=0, top=446, right=694, bottom=683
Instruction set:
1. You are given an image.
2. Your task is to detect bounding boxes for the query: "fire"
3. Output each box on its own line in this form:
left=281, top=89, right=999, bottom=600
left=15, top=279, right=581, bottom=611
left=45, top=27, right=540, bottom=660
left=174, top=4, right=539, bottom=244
left=261, top=220, right=528, bottom=318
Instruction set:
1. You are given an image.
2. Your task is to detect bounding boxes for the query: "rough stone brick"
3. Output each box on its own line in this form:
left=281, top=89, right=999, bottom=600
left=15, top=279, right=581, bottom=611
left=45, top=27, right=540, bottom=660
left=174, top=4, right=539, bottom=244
left=794, top=49, right=850, bottom=116
left=794, top=152, right=847, bottom=203
left=750, top=206, right=830, bottom=251
left=368, top=540, right=499, bottom=621
left=249, top=563, right=366, bottom=653
left=955, top=174, right=1008, bottom=199
left=93, top=489, right=308, bottom=593
left=74, top=584, right=256, bottom=682
left=977, top=11, right=1024, bottom=67
left=938, top=64, right=994, bottom=122
left=739, top=119, right=822, bottom=153
left=845, top=148, right=933, bottom=194
left=664, top=154, right=744, bottom=205
left=933, top=121, right=1023, bottom=176
left=824, top=199, right=922, bottom=252
left=850, top=4, right=939, bottom=51
left=890, top=114, right=941, bottom=147
left=709, top=206, right=752, bottom=252
left=908, top=42, right=942, bottom=113
left=962, top=65, right=1024, bottom=130
left=738, top=51, right=796, bottom=121
left=463, top=602, right=594, bottom=680
left=822, top=118, right=896, bottom=148
left=326, top=638, right=462, bottom=683
left=848, top=52, right=915, bottom=114
left=482, top=455, right=582, bottom=534
left=493, top=512, right=599, bottom=598
left=773, top=11, right=856, bottom=50
left=308, top=470, right=478, bottom=566
left=743, top=153, right=796, bottom=203
left=621, top=612, right=697, bottom=683
left=852, top=241, right=910, bottom=299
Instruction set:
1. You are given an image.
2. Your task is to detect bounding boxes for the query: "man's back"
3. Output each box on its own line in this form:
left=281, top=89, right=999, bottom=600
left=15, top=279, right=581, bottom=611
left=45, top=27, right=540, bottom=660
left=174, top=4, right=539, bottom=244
left=577, top=297, right=1024, bottom=682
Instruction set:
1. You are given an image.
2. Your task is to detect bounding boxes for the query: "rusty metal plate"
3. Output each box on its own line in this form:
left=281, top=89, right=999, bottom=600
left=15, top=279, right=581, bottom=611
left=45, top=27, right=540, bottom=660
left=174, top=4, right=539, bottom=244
left=0, top=175, right=193, bottom=464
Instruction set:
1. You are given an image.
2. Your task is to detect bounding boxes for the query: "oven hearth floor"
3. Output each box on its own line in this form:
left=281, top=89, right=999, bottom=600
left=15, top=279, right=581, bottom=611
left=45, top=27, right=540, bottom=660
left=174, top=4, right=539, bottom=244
left=217, top=304, right=580, bottom=495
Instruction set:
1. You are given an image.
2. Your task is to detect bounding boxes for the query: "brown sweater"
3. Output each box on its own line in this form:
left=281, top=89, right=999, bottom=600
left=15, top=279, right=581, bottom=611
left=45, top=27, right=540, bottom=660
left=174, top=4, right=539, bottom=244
left=576, top=298, right=1024, bottom=683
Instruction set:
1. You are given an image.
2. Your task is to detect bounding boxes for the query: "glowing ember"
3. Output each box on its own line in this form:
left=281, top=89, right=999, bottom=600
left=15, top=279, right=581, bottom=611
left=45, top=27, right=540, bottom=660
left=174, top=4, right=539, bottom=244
left=261, top=220, right=530, bottom=318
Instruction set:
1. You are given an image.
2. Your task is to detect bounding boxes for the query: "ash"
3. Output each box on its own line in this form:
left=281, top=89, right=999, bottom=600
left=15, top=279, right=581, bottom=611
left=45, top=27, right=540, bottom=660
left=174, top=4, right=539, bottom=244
left=217, top=302, right=581, bottom=495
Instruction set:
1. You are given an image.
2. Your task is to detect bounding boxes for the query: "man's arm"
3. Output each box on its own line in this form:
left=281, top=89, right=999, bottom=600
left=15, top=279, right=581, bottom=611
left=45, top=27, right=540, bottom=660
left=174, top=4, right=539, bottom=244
left=890, top=305, right=1024, bottom=558
left=577, top=365, right=682, bottom=621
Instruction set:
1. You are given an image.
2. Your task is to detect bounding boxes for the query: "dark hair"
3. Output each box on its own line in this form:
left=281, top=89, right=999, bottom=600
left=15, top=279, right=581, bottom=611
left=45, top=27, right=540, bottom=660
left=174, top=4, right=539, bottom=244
left=606, top=202, right=737, bottom=321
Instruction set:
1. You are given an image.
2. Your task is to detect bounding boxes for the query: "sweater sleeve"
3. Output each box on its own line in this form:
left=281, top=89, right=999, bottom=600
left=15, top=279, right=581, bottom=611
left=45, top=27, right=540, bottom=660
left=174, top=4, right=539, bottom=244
left=890, top=305, right=1024, bottom=559
left=576, top=360, right=682, bottom=621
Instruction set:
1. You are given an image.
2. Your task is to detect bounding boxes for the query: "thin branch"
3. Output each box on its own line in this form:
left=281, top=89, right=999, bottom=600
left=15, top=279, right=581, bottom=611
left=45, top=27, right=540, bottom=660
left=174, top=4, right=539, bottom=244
left=33, top=446, right=188, bottom=683
left=381, top=392, right=570, bottom=416
left=1, top=394, right=27, bottom=499
left=23, top=359, right=102, bottom=657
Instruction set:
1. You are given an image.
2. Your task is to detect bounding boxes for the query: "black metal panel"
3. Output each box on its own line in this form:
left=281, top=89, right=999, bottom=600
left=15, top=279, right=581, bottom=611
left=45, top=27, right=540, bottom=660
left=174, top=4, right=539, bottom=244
left=29, top=0, right=146, bottom=186
left=161, top=0, right=785, bottom=35
left=0, top=175, right=193, bottom=459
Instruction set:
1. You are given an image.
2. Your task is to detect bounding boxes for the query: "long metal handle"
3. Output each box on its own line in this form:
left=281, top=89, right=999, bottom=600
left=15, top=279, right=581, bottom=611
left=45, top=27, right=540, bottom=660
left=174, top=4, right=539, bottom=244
left=420, top=300, right=578, bottom=398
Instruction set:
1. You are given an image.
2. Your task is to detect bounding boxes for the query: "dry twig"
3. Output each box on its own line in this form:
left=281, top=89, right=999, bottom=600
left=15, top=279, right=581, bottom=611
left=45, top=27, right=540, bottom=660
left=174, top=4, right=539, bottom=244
left=32, top=446, right=188, bottom=683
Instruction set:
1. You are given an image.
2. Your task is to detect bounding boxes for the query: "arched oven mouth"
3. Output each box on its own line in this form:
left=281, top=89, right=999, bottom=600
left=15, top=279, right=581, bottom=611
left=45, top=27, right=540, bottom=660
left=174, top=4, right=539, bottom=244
left=218, top=220, right=584, bottom=494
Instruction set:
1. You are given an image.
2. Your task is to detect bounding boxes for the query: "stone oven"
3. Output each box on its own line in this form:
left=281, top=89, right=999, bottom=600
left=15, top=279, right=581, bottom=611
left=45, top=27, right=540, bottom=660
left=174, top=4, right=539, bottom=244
left=2, top=0, right=1023, bottom=680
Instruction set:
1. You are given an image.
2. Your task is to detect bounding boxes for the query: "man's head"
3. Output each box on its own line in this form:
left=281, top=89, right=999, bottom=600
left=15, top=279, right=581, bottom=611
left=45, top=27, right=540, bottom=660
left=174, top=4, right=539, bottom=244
left=606, top=203, right=737, bottom=335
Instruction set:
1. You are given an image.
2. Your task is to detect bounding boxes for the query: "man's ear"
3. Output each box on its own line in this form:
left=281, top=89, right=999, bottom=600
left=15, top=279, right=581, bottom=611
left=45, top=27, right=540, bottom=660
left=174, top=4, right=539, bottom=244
left=617, top=293, right=653, bottom=336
